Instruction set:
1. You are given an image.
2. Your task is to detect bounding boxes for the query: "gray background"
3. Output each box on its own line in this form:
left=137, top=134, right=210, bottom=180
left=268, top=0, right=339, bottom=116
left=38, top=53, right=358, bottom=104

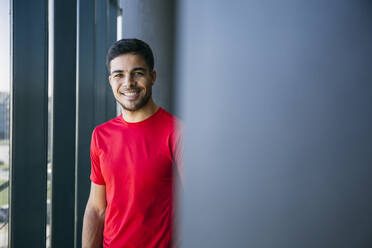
left=175, top=0, right=372, bottom=247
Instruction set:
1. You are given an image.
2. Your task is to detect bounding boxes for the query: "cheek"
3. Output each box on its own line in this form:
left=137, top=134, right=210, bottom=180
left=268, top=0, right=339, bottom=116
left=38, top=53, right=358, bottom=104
left=111, top=83, right=120, bottom=92
left=111, top=85, right=121, bottom=97
left=139, top=80, right=152, bottom=90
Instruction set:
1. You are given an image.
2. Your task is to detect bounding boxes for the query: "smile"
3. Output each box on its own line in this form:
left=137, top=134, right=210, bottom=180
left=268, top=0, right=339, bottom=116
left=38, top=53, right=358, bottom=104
left=120, top=89, right=141, bottom=99
left=124, top=91, right=138, bottom=96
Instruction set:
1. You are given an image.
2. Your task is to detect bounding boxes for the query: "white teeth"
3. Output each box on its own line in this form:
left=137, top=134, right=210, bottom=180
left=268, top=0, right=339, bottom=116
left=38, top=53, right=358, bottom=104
left=124, top=92, right=137, bottom=96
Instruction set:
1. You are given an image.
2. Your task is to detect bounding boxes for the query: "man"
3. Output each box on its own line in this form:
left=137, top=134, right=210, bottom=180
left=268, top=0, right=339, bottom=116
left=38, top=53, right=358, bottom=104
left=82, top=39, right=182, bottom=248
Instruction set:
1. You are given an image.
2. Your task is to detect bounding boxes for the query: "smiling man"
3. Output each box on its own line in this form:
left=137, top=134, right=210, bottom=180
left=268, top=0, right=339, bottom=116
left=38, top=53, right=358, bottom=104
left=82, top=39, right=182, bottom=248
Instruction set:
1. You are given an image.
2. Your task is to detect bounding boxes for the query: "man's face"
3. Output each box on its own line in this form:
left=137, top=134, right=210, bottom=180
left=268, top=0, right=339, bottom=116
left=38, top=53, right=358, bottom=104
left=109, top=53, right=156, bottom=112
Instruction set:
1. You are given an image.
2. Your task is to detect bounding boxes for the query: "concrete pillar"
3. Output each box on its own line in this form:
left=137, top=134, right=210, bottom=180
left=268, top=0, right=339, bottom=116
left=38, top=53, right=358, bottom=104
left=176, top=1, right=372, bottom=247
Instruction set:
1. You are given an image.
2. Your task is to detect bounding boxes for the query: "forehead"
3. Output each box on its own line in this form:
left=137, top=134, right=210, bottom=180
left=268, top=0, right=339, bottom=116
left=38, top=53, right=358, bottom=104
left=110, top=53, right=148, bottom=73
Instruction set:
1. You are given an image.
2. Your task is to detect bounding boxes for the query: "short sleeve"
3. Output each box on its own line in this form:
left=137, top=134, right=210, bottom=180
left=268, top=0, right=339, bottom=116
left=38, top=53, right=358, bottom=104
left=90, top=128, right=106, bottom=185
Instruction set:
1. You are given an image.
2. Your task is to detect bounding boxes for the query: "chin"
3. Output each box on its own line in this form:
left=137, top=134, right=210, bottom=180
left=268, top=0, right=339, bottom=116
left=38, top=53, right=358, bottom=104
left=123, top=105, right=140, bottom=112
left=116, top=92, right=151, bottom=112
left=120, top=100, right=147, bottom=112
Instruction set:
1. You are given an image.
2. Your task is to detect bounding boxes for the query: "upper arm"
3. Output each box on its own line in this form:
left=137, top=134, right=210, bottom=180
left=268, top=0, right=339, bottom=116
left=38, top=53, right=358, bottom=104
left=90, top=129, right=106, bottom=185
left=87, top=182, right=106, bottom=213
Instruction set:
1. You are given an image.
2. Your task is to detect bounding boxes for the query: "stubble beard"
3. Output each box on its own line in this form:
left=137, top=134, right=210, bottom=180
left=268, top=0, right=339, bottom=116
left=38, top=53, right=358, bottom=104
left=119, top=88, right=152, bottom=112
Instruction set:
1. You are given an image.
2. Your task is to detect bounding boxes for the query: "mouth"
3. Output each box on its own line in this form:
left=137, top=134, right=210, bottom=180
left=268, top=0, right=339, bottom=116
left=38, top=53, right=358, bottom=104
left=120, top=88, right=141, bottom=100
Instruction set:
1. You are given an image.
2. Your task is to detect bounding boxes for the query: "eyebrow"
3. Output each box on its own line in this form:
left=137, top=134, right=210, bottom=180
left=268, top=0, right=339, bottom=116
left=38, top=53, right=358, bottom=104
left=132, top=67, right=147, bottom=72
left=110, top=67, right=147, bottom=75
left=111, top=70, right=123, bottom=74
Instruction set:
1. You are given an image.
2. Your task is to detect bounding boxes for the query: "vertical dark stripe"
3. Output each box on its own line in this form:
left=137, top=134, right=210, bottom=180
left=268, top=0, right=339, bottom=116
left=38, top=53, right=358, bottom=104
left=10, top=0, right=48, bottom=247
left=106, top=0, right=118, bottom=119
left=51, top=0, right=77, bottom=247
left=94, top=0, right=110, bottom=125
left=75, top=0, right=118, bottom=247
left=75, top=0, right=95, bottom=247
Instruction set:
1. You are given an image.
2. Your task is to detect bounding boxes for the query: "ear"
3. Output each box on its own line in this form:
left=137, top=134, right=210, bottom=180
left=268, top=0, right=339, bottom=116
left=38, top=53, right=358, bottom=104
left=108, top=75, right=112, bottom=86
left=151, top=70, right=157, bottom=85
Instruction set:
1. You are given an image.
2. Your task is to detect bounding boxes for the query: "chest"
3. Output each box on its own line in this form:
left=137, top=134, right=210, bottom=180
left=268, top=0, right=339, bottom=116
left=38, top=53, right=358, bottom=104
left=97, top=130, right=174, bottom=186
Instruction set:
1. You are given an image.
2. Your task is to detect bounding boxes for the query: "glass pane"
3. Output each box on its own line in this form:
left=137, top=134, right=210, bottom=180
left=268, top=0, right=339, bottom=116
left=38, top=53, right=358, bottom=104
left=47, top=0, right=54, bottom=247
left=116, top=10, right=122, bottom=116
left=0, top=0, right=10, bottom=246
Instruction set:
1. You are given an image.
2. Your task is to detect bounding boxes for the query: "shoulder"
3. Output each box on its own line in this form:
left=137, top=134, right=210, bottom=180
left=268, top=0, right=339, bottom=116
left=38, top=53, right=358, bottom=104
left=158, top=109, right=183, bottom=143
left=91, top=116, right=123, bottom=149
left=93, top=116, right=122, bottom=136
left=159, top=108, right=183, bottom=129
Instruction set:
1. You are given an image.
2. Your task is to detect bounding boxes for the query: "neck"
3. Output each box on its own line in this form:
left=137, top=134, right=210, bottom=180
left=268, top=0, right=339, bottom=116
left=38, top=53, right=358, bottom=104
left=121, top=98, right=159, bottom=123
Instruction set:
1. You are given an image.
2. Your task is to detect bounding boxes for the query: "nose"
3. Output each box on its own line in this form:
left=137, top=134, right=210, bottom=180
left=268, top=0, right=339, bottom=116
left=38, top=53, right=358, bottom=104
left=123, top=74, right=136, bottom=88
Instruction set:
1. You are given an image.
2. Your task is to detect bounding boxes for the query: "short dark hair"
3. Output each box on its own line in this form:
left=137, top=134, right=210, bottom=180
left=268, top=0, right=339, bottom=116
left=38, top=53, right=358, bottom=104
left=106, top=38, right=154, bottom=72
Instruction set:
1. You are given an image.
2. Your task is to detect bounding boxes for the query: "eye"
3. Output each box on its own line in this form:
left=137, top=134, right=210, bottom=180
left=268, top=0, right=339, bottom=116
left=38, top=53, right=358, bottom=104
left=113, top=73, right=123, bottom=78
left=133, top=71, right=144, bottom=77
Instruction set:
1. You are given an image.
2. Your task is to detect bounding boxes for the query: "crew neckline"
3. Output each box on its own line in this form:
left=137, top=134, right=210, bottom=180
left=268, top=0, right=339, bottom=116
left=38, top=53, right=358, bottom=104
left=120, top=107, right=163, bottom=126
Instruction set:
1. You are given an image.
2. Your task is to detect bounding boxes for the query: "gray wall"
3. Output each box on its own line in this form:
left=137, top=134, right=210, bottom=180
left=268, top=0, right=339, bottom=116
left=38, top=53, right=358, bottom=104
left=120, top=0, right=176, bottom=113
left=176, top=0, right=372, bottom=247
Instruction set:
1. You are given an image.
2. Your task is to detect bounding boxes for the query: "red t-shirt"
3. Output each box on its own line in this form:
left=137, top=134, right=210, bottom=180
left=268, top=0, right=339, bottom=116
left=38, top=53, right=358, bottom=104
left=90, top=108, right=182, bottom=248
